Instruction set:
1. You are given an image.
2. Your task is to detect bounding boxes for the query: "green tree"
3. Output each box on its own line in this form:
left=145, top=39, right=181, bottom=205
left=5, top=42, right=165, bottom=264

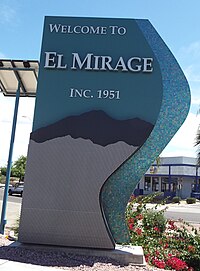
left=0, top=166, right=7, bottom=176
left=0, top=155, right=27, bottom=180
left=195, top=125, right=200, bottom=165
left=12, top=155, right=27, bottom=179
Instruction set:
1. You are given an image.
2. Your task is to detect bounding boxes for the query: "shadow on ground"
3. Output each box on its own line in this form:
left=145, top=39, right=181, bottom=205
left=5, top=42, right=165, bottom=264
left=0, top=246, right=122, bottom=268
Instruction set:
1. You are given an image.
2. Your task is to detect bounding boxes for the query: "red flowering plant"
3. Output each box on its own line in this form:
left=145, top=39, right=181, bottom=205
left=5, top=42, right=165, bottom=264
left=125, top=193, right=200, bottom=270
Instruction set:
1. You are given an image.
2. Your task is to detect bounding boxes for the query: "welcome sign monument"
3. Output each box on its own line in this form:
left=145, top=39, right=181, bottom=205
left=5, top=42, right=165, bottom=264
left=19, top=16, right=190, bottom=249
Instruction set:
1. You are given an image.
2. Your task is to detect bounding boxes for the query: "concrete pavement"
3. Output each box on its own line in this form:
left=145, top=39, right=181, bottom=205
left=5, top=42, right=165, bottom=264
left=0, top=200, right=21, bottom=234
left=0, top=242, right=146, bottom=270
left=0, top=259, right=61, bottom=271
left=0, top=188, right=22, bottom=231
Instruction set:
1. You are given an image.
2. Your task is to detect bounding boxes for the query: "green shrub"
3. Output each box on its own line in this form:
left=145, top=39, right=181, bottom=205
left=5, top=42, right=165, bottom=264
left=172, top=196, right=181, bottom=203
left=126, top=194, right=200, bottom=270
left=132, top=192, right=166, bottom=204
left=149, top=194, right=165, bottom=204
left=143, top=209, right=167, bottom=233
left=11, top=217, right=20, bottom=237
left=186, top=197, right=196, bottom=204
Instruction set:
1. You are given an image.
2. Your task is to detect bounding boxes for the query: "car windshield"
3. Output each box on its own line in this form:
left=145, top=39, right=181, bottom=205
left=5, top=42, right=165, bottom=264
left=14, top=182, right=24, bottom=187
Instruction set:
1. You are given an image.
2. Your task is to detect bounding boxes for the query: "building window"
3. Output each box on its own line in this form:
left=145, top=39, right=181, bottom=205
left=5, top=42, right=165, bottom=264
left=144, top=177, right=151, bottom=191
left=161, top=177, right=168, bottom=192
left=152, top=177, right=159, bottom=191
left=161, top=177, right=178, bottom=192
left=171, top=178, right=178, bottom=192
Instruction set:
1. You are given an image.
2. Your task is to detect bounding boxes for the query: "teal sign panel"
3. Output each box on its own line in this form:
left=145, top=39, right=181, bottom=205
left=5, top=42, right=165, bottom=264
left=33, top=17, right=162, bottom=130
left=19, top=16, right=190, bottom=249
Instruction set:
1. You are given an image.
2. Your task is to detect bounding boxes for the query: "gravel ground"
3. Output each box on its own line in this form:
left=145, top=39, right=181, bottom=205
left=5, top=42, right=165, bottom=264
left=0, top=235, right=166, bottom=271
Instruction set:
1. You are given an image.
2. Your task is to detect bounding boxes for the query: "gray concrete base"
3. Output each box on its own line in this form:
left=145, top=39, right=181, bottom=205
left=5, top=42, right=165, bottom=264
left=11, top=242, right=146, bottom=266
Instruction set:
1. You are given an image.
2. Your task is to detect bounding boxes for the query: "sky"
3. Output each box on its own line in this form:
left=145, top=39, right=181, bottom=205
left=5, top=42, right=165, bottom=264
left=0, top=0, right=200, bottom=166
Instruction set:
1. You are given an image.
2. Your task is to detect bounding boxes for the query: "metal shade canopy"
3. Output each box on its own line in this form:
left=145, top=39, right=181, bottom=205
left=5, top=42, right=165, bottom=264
left=0, top=59, right=39, bottom=234
left=0, top=59, right=39, bottom=97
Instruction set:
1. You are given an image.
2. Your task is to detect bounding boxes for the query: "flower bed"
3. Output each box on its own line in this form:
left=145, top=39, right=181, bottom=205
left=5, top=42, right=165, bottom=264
left=126, top=194, right=200, bottom=271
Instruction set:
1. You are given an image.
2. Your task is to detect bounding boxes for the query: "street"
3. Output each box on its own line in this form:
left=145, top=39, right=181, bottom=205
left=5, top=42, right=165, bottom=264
left=0, top=188, right=22, bottom=229
left=164, top=205, right=200, bottom=224
left=0, top=188, right=200, bottom=229
left=0, top=188, right=22, bottom=204
left=144, top=202, right=200, bottom=224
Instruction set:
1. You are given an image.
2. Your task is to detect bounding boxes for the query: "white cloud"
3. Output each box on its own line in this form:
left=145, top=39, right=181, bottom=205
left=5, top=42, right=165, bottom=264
left=161, top=112, right=200, bottom=158
left=0, top=95, right=35, bottom=166
left=191, top=97, right=200, bottom=106
left=184, top=65, right=200, bottom=83
left=178, top=41, right=200, bottom=83
left=177, top=41, right=200, bottom=109
left=189, top=86, right=200, bottom=107
left=0, top=4, right=16, bottom=24
left=0, top=51, right=6, bottom=59
left=179, top=41, right=200, bottom=60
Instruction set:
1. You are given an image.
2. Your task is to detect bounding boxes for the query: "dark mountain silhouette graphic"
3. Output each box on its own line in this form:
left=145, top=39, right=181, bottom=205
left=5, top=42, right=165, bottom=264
left=31, top=110, right=154, bottom=147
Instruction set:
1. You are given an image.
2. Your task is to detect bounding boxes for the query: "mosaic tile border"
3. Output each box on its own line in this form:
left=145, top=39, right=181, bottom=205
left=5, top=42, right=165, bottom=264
left=101, top=19, right=191, bottom=243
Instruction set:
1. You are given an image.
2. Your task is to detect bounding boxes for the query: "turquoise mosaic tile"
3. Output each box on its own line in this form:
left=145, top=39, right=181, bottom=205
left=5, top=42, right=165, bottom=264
left=100, top=19, right=191, bottom=244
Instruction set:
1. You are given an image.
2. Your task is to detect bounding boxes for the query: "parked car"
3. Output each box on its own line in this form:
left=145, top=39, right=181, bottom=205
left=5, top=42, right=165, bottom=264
left=8, top=182, right=24, bottom=197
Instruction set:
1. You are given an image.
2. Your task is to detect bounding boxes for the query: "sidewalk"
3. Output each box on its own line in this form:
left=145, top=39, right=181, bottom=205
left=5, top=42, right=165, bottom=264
left=0, top=259, right=61, bottom=271
left=146, top=200, right=200, bottom=209
left=0, top=188, right=22, bottom=230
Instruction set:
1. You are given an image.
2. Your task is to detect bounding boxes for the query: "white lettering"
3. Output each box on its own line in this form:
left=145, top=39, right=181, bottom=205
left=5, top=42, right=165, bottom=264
left=83, top=89, right=92, bottom=98
left=90, top=26, right=100, bottom=34
left=101, top=27, right=107, bottom=34
left=44, top=52, right=154, bottom=73
left=81, top=26, right=90, bottom=34
left=48, top=24, right=127, bottom=35
left=74, top=26, right=81, bottom=34
left=127, top=57, right=142, bottom=72
left=143, top=58, right=153, bottom=72
left=70, top=88, right=82, bottom=98
left=69, top=88, right=92, bottom=98
left=57, top=54, right=67, bottom=69
left=69, top=88, right=120, bottom=100
left=67, top=25, right=73, bottom=34
left=93, top=55, right=101, bottom=70
left=118, top=27, right=126, bottom=35
left=114, top=57, right=128, bottom=71
left=109, top=26, right=118, bottom=34
left=61, top=25, right=67, bottom=33
left=49, top=24, right=61, bottom=33
left=100, top=56, right=113, bottom=71
left=71, top=53, right=93, bottom=70
left=44, top=52, right=57, bottom=68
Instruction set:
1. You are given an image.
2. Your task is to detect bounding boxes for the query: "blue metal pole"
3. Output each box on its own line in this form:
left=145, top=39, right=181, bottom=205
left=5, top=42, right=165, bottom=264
left=0, top=81, right=20, bottom=234
left=168, top=165, right=171, bottom=192
left=195, top=166, right=198, bottom=192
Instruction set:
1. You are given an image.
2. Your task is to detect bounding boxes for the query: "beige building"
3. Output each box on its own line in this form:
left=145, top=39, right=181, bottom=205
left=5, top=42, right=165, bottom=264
left=136, top=157, right=200, bottom=199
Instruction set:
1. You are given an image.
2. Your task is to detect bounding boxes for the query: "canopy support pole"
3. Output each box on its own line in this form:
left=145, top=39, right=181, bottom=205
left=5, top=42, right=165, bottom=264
left=0, top=81, right=20, bottom=234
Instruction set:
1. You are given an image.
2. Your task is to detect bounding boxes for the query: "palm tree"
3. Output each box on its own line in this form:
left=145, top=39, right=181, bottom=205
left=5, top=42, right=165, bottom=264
left=195, top=125, right=200, bottom=165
